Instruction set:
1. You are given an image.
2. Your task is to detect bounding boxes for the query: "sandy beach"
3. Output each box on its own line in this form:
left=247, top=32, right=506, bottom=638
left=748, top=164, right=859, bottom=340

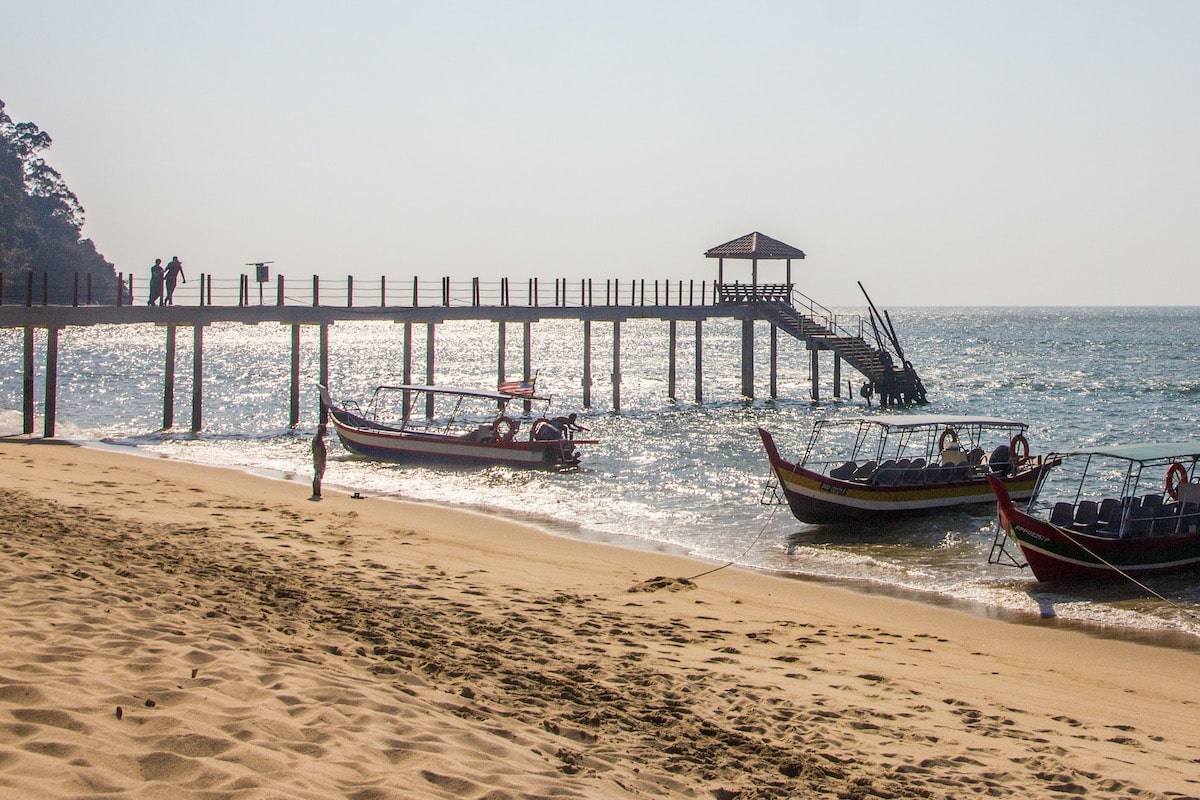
left=0, top=438, right=1198, bottom=799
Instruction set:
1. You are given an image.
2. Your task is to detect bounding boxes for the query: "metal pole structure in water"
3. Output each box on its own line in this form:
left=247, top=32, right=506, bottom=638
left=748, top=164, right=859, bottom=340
left=694, top=320, right=703, bottom=404
left=770, top=324, right=778, bottom=400
left=402, top=321, right=412, bottom=420
left=319, top=323, right=330, bottom=426
left=810, top=348, right=820, bottom=402
left=163, top=323, right=176, bottom=430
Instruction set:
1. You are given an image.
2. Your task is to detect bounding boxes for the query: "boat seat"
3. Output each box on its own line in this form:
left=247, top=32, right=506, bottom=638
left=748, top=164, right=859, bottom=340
left=1142, top=493, right=1163, bottom=510
left=1097, top=498, right=1120, bottom=524
left=967, top=448, right=985, bottom=466
left=851, top=460, right=878, bottom=480
left=895, top=458, right=911, bottom=469
left=952, top=465, right=971, bottom=481
left=1049, top=502, right=1075, bottom=527
left=1126, top=506, right=1154, bottom=537
left=874, top=468, right=901, bottom=486
left=829, top=461, right=857, bottom=480
left=1074, top=500, right=1099, bottom=528
left=877, top=459, right=897, bottom=471
left=909, top=458, right=926, bottom=470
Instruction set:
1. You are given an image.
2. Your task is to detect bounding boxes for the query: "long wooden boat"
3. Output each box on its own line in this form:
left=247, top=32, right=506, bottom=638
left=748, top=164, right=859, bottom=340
left=987, top=442, right=1200, bottom=581
left=759, top=415, right=1052, bottom=524
left=318, top=384, right=596, bottom=468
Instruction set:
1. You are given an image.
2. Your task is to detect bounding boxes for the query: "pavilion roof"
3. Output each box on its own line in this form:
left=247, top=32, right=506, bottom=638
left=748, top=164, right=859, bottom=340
left=704, top=231, right=806, bottom=260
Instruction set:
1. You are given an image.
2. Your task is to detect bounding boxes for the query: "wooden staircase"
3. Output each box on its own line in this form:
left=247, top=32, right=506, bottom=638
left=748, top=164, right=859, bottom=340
left=758, top=301, right=886, bottom=382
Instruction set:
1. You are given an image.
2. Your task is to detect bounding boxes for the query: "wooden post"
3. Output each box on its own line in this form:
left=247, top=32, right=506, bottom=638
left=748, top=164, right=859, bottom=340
left=381, top=275, right=387, bottom=307
left=694, top=320, right=703, bottom=404
left=769, top=324, right=778, bottom=400
left=425, top=322, right=436, bottom=417
left=668, top=319, right=677, bottom=401
left=191, top=324, right=204, bottom=432
left=522, top=321, right=532, bottom=414
left=497, top=322, right=506, bottom=391
left=810, top=347, right=820, bottom=402
left=403, top=321, right=413, bottom=419
left=289, top=323, right=301, bottom=427
left=278, top=274, right=285, bottom=306
left=347, top=275, right=354, bottom=307
left=612, top=320, right=621, bottom=411
left=833, top=352, right=842, bottom=399
left=163, top=323, right=176, bottom=430
left=582, top=319, right=592, bottom=409
left=43, top=328, right=58, bottom=438
left=740, top=318, right=754, bottom=398
left=319, top=323, right=330, bottom=425
left=22, top=326, right=34, bottom=434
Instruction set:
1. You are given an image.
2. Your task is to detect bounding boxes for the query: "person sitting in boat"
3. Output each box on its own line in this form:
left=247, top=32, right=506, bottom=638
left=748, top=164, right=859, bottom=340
left=533, top=413, right=583, bottom=441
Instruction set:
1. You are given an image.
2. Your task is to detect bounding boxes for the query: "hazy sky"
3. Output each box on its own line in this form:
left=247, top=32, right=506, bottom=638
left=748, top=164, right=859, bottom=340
left=4, top=1, right=1198, bottom=305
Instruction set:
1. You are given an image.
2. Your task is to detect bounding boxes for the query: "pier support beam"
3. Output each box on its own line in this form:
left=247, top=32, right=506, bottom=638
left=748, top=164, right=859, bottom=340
left=582, top=320, right=592, bottom=409
left=667, top=320, right=677, bottom=401
left=191, top=324, right=204, bottom=432
left=319, top=323, right=330, bottom=425
left=612, top=320, right=621, bottom=411
left=164, top=324, right=177, bottom=430
left=769, top=324, right=778, bottom=400
left=425, top=322, right=435, bottom=417
left=522, top=321, right=532, bottom=413
left=23, top=326, right=34, bottom=435
left=402, top=322, right=413, bottom=420
left=740, top=318, right=754, bottom=399
left=694, top=320, right=703, bottom=404
left=497, top=322, right=506, bottom=389
left=43, top=327, right=58, bottom=438
left=289, top=323, right=300, bottom=427
left=810, top=347, right=820, bottom=402
left=833, top=352, right=842, bottom=399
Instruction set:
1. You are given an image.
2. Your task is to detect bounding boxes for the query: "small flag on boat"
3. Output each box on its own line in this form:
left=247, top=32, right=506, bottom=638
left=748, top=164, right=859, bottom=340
left=498, top=377, right=536, bottom=397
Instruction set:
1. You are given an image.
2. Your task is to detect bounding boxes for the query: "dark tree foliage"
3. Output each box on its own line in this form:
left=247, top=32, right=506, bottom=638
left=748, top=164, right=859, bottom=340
left=0, top=99, right=118, bottom=304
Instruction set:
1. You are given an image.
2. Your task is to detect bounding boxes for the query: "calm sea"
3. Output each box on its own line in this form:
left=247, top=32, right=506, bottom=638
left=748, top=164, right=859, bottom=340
left=3, top=307, right=1199, bottom=645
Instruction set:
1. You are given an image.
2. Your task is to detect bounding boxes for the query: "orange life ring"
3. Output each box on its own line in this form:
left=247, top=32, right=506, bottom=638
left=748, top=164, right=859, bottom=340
left=1009, top=434, right=1030, bottom=466
left=1166, top=462, right=1188, bottom=500
left=938, top=428, right=958, bottom=452
left=493, top=417, right=516, bottom=442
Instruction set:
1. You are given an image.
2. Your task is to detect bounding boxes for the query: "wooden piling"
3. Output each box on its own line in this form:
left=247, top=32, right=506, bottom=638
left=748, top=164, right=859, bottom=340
left=770, top=323, right=778, bottom=399
left=22, top=326, right=34, bottom=434
left=43, top=327, right=58, bottom=438
left=582, top=320, right=592, bottom=408
left=191, top=324, right=204, bottom=432
left=810, top=347, right=820, bottom=402
left=740, top=318, right=754, bottom=398
left=163, top=324, right=177, bottom=429
left=425, top=322, right=435, bottom=417
left=319, top=323, right=330, bottom=425
left=668, top=319, right=677, bottom=401
left=612, top=320, right=621, bottom=411
left=289, top=323, right=301, bottom=427
left=694, top=320, right=703, bottom=404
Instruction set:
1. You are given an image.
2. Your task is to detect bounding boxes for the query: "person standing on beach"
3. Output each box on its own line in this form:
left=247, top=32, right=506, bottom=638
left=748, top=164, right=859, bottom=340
left=311, top=425, right=327, bottom=500
left=147, top=259, right=165, bottom=306
left=164, top=256, right=186, bottom=305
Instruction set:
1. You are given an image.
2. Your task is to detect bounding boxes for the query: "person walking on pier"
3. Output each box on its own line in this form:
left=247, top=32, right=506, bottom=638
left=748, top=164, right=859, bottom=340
left=164, top=256, right=186, bottom=305
left=147, top=259, right=165, bottom=306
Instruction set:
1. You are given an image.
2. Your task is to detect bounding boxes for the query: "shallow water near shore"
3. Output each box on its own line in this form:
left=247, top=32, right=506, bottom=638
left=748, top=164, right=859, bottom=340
left=3, top=306, right=1200, bottom=642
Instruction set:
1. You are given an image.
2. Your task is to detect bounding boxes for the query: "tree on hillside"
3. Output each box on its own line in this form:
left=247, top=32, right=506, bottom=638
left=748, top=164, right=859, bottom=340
left=0, top=99, right=118, bottom=304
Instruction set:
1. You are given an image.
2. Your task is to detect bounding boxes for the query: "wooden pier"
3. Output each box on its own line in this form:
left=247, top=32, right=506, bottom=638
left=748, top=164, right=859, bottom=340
left=0, top=233, right=926, bottom=437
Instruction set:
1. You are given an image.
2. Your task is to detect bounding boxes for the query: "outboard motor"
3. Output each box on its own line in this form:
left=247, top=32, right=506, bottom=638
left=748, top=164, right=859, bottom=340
left=989, top=444, right=1011, bottom=476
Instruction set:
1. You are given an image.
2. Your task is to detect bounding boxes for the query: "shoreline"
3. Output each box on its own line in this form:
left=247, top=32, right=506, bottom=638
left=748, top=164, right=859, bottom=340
left=2, top=435, right=1200, bottom=798
left=75, top=435, right=1200, bottom=653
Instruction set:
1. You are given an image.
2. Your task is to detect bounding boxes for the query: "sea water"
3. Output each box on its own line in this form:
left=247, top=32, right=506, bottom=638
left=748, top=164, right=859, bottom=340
left=2, top=307, right=1199, bottom=645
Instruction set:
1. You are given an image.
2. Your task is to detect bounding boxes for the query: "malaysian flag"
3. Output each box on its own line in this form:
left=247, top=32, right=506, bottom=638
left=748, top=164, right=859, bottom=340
left=498, top=376, right=537, bottom=397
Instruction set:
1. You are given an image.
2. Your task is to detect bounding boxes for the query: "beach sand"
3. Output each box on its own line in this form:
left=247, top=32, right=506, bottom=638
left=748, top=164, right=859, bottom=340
left=1, top=438, right=1198, bottom=799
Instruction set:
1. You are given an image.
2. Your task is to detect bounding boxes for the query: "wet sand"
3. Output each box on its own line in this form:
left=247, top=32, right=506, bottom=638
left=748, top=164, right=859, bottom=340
left=1, top=437, right=1198, bottom=799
